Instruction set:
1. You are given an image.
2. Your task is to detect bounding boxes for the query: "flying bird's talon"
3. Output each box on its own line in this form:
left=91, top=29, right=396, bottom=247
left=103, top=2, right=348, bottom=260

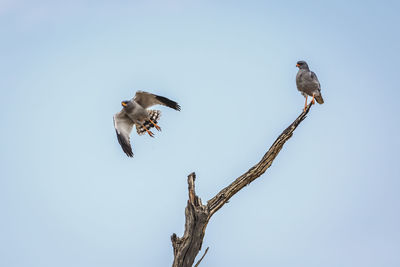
left=146, top=130, right=155, bottom=137
left=140, top=123, right=155, bottom=137
left=149, top=119, right=161, bottom=131
left=146, top=129, right=155, bottom=137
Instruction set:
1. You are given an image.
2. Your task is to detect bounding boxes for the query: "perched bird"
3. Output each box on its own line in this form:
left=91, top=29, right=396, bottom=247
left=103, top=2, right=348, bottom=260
left=296, top=60, right=324, bottom=111
left=113, top=91, right=181, bottom=157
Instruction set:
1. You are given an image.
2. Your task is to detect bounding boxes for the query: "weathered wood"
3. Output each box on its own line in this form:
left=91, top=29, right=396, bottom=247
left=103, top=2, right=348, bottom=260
left=171, top=104, right=313, bottom=266
left=194, top=247, right=209, bottom=267
left=171, top=173, right=209, bottom=267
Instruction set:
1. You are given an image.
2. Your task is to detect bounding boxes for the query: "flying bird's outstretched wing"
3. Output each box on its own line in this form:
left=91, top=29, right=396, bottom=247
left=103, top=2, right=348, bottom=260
left=113, top=111, right=134, bottom=157
left=134, top=91, right=181, bottom=111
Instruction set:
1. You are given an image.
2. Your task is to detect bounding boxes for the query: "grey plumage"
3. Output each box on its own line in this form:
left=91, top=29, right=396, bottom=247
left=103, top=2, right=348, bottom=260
left=113, top=91, right=180, bottom=157
left=113, top=111, right=135, bottom=157
left=296, top=61, right=324, bottom=108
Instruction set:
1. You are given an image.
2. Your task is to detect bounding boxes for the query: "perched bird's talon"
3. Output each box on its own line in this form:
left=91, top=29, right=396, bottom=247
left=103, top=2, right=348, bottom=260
left=311, top=93, right=316, bottom=105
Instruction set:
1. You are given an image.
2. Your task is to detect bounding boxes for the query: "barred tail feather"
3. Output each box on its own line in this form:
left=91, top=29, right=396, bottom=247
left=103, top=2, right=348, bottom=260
left=315, top=95, right=324, bottom=104
left=136, top=110, right=161, bottom=135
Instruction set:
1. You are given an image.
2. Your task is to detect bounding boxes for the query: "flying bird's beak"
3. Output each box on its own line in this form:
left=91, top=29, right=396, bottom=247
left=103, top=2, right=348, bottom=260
left=121, top=102, right=127, bottom=107
left=296, top=63, right=300, bottom=67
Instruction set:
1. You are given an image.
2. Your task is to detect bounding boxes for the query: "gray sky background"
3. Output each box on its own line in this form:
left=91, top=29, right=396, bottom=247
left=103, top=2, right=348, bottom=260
left=1, top=0, right=399, bottom=266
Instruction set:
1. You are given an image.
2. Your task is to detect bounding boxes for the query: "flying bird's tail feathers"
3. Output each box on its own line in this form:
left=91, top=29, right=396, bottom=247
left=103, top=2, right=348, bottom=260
left=136, top=110, right=161, bottom=135
left=315, top=95, right=324, bottom=104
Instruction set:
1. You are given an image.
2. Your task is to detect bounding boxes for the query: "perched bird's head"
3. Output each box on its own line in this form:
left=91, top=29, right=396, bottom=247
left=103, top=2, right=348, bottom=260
left=296, top=60, right=309, bottom=70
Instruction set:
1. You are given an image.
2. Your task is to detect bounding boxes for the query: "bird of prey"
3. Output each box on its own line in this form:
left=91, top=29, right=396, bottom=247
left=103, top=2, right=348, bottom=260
left=296, top=60, right=324, bottom=111
left=113, top=91, right=181, bottom=157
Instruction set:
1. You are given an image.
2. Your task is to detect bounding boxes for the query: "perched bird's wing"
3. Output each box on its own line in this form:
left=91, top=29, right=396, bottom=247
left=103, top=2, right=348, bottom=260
left=113, top=111, right=135, bottom=157
left=310, top=71, right=321, bottom=91
left=133, top=91, right=181, bottom=111
left=310, top=71, right=324, bottom=104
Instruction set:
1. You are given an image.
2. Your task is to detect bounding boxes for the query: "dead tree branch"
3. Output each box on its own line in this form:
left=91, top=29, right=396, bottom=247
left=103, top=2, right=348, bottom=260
left=194, top=247, right=209, bottom=267
left=171, top=104, right=313, bottom=267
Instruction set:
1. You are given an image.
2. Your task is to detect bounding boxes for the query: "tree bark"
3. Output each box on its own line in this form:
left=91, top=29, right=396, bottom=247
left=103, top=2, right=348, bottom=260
left=171, top=103, right=313, bottom=267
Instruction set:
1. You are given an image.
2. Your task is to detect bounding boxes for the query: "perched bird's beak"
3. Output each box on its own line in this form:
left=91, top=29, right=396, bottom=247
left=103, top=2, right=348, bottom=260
left=121, top=102, right=127, bottom=107
left=296, top=63, right=300, bottom=67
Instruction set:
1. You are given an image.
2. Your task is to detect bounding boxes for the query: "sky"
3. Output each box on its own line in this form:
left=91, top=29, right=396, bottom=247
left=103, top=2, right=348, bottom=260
left=1, top=0, right=399, bottom=266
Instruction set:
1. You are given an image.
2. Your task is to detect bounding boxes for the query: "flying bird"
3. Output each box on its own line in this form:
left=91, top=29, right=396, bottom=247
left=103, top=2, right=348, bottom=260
left=113, top=91, right=181, bottom=157
left=296, top=60, right=324, bottom=111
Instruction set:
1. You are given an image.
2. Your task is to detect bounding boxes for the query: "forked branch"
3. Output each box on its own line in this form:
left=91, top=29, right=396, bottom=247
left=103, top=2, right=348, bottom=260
left=171, top=103, right=313, bottom=267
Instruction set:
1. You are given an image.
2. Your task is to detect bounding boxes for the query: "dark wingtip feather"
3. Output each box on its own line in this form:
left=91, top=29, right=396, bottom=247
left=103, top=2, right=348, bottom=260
left=155, top=95, right=181, bottom=111
left=115, top=130, right=133, bottom=157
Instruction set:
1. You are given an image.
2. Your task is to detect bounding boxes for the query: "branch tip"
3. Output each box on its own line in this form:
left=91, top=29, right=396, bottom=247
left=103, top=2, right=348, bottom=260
left=187, top=172, right=198, bottom=204
left=194, top=247, right=209, bottom=267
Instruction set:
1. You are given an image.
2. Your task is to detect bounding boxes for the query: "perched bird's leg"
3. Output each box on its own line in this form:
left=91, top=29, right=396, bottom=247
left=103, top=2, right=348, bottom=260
left=149, top=119, right=161, bottom=131
left=304, top=95, right=308, bottom=112
left=311, top=93, right=316, bottom=105
left=141, top=124, right=155, bottom=137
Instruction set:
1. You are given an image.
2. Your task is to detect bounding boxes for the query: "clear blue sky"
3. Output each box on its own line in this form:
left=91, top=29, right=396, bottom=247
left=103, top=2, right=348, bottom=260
left=1, top=1, right=399, bottom=266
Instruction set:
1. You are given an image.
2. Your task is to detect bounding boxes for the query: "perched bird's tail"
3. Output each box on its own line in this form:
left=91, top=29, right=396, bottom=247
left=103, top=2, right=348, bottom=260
left=136, top=110, right=161, bottom=135
left=315, top=95, right=324, bottom=104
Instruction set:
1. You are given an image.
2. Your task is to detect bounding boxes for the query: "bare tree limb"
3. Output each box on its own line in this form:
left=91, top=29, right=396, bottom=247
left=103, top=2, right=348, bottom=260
left=207, top=103, right=312, bottom=216
left=171, top=104, right=313, bottom=266
left=171, top=173, right=209, bottom=267
left=194, top=247, right=209, bottom=267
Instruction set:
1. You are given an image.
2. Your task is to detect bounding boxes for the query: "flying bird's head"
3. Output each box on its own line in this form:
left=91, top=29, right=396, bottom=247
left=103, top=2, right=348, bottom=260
left=121, top=100, right=131, bottom=108
left=296, top=60, right=309, bottom=70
